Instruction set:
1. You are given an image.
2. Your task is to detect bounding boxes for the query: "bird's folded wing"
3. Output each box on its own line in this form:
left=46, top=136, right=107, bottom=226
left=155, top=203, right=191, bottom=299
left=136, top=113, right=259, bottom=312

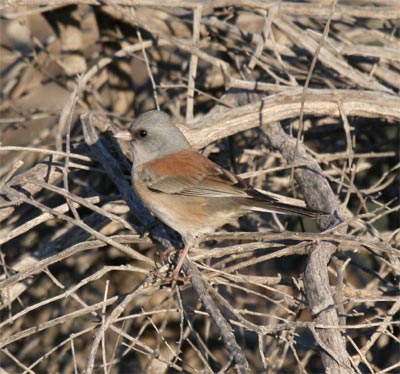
left=139, top=150, right=249, bottom=197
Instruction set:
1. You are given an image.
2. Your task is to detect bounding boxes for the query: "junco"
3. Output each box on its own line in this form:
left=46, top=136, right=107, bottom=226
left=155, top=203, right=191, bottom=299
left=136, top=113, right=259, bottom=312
left=114, top=110, right=325, bottom=278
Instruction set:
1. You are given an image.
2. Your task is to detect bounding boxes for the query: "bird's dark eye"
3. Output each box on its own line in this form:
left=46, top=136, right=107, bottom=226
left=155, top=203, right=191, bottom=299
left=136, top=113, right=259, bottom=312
left=138, top=129, right=147, bottom=138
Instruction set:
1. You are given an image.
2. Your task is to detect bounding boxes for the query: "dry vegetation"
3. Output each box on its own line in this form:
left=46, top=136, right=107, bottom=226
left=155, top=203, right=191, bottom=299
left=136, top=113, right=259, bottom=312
left=0, top=1, right=399, bottom=373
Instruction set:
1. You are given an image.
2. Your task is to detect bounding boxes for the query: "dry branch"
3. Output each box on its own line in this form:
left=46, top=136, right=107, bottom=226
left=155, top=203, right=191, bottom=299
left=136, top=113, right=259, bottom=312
left=1, top=2, right=399, bottom=373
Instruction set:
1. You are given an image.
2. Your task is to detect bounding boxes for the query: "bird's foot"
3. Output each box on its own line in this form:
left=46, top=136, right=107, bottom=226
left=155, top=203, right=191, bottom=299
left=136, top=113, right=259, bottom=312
left=161, top=246, right=191, bottom=281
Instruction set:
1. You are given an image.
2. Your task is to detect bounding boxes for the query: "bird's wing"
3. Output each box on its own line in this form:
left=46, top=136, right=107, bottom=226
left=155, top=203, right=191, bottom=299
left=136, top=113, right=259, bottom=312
left=138, top=149, right=325, bottom=217
left=139, top=149, right=250, bottom=197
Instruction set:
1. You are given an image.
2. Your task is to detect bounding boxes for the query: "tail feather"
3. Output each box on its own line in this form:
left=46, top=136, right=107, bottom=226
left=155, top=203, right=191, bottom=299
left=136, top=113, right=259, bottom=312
left=250, top=200, right=323, bottom=218
left=246, top=188, right=327, bottom=218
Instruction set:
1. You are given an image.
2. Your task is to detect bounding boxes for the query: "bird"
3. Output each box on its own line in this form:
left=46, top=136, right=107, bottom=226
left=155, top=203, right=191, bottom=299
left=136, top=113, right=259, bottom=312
left=114, top=110, right=326, bottom=278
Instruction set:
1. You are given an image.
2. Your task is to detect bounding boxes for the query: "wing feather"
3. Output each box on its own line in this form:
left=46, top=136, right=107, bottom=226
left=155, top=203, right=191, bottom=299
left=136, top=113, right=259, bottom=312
left=139, top=150, right=249, bottom=197
left=138, top=150, right=325, bottom=218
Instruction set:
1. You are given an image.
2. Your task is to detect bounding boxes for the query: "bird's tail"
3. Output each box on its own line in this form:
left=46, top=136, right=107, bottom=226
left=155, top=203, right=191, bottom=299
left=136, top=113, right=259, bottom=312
left=247, top=188, right=327, bottom=218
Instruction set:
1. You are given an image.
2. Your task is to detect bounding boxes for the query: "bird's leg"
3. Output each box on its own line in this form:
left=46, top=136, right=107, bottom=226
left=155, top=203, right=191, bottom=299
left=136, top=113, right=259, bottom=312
left=171, top=245, right=191, bottom=279
left=159, top=246, right=188, bottom=280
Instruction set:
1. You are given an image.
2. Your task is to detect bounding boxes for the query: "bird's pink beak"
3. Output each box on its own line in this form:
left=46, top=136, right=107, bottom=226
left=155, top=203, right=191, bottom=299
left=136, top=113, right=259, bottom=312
left=114, top=130, right=133, bottom=142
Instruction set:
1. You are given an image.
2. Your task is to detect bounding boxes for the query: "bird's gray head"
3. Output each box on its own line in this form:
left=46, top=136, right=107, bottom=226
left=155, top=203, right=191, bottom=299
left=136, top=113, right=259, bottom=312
left=114, top=110, right=190, bottom=166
